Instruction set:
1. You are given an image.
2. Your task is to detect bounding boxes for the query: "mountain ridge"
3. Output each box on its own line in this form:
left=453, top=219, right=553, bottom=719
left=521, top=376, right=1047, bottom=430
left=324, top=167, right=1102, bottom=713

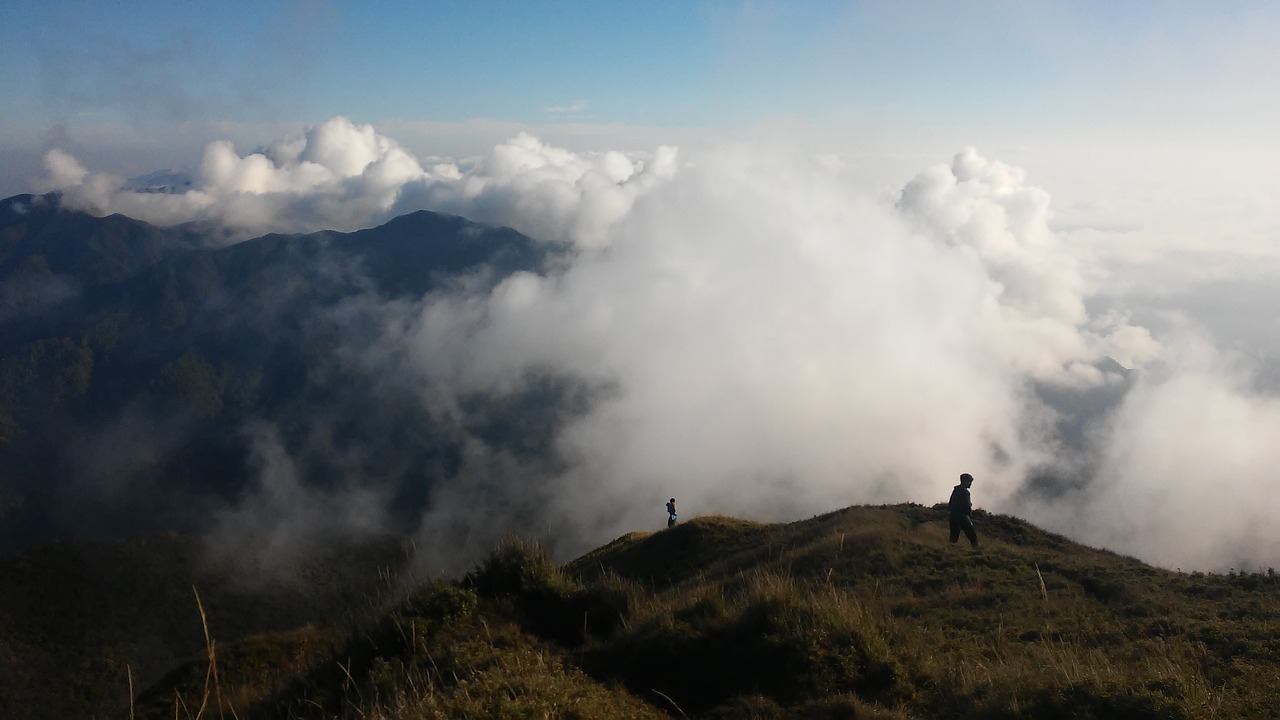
left=1, top=194, right=557, bottom=550
left=5, top=503, right=1277, bottom=718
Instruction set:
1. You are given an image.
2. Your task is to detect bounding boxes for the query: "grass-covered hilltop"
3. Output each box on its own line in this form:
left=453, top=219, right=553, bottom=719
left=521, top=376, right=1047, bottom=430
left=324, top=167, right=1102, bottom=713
left=5, top=504, right=1280, bottom=719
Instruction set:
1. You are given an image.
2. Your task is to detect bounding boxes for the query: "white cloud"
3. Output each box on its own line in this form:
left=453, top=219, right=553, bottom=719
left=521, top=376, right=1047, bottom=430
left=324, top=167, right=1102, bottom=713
left=29, top=118, right=1280, bottom=571
left=37, top=117, right=430, bottom=237
left=1027, top=330, right=1280, bottom=571
left=206, top=422, right=390, bottom=575
left=35, top=118, right=681, bottom=247
left=544, top=100, right=588, bottom=114
left=392, top=131, right=678, bottom=249
left=365, top=141, right=1168, bottom=562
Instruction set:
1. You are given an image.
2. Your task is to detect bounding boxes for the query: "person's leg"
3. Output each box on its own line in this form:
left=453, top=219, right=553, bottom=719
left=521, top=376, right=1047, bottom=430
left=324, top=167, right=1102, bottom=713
left=949, top=518, right=961, bottom=544
left=961, top=517, right=979, bottom=548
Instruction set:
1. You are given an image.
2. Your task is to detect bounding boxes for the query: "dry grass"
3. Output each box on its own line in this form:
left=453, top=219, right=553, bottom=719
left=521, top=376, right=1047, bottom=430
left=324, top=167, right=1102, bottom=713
left=124, top=506, right=1280, bottom=719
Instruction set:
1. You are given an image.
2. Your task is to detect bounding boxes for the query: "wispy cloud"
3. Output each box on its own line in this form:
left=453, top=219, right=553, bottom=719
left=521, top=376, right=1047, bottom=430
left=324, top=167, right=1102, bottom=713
left=543, top=100, right=588, bottom=114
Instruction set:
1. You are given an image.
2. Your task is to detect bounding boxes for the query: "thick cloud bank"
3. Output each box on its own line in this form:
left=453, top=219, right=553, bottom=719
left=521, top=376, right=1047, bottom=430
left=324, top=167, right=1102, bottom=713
left=1047, top=332, right=1280, bottom=570
left=35, top=119, right=1279, bottom=571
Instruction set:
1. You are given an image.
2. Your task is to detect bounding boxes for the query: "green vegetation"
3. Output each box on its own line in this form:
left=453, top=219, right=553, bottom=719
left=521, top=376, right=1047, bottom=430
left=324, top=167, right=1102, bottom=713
left=93, top=505, right=1280, bottom=719
left=157, top=349, right=226, bottom=419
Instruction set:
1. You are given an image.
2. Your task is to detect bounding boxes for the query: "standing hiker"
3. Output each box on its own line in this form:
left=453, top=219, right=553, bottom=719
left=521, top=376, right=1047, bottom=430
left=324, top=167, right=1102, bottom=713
left=666, top=498, right=678, bottom=528
left=949, top=473, right=979, bottom=548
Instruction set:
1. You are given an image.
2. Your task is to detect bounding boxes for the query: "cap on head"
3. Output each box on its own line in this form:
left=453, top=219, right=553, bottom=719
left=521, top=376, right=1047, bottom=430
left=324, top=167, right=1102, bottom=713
left=960, top=473, right=974, bottom=485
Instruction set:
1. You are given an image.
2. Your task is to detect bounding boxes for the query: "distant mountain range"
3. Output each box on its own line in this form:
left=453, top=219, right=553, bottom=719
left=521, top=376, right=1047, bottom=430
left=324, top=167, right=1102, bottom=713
left=0, top=193, right=556, bottom=550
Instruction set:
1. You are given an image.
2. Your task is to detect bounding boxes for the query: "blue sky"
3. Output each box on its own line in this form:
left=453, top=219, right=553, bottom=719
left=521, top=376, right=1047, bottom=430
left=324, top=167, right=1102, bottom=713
left=5, top=1, right=1272, bottom=137
left=4, top=1, right=717, bottom=129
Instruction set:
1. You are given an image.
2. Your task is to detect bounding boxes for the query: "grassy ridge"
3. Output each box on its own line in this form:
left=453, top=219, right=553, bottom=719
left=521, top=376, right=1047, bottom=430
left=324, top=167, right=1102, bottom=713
left=568, top=506, right=1280, bottom=717
left=120, top=504, right=1279, bottom=719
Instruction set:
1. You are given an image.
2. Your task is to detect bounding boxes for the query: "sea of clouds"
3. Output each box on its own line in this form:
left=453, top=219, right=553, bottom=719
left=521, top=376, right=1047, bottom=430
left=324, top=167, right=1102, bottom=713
left=33, top=117, right=1280, bottom=572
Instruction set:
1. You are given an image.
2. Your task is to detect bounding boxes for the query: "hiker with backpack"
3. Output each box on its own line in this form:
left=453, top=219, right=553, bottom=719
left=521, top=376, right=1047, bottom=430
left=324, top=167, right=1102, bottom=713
left=666, top=498, right=677, bottom=528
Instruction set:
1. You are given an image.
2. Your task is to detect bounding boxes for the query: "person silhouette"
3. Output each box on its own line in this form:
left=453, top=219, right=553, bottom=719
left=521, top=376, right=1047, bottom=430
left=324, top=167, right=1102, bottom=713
left=666, top=498, right=677, bottom=528
left=948, top=473, right=979, bottom=548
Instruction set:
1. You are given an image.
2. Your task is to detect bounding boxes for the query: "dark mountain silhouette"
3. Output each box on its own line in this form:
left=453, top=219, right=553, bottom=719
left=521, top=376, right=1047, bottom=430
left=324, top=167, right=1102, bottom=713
left=0, top=194, right=559, bottom=550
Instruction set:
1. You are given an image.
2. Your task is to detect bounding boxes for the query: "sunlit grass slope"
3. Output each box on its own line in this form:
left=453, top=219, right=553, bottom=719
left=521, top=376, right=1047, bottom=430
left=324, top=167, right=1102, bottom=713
left=134, top=505, right=1280, bottom=719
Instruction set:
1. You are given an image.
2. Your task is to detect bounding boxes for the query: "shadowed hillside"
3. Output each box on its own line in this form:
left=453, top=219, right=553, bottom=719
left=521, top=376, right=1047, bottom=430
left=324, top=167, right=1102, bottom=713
left=84, top=504, right=1280, bottom=719
left=0, top=194, right=557, bottom=551
left=0, top=533, right=412, bottom=719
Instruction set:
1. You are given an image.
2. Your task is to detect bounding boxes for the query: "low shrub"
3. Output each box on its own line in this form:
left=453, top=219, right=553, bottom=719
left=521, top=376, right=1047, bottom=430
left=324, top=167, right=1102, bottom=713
left=465, top=537, right=569, bottom=600
left=399, top=579, right=477, bottom=628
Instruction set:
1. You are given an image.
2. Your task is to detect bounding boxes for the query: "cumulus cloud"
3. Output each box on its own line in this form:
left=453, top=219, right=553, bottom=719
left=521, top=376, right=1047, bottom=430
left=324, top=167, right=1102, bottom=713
left=35, top=118, right=677, bottom=246
left=36, top=117, right=430, bottom=237
left=30, top=118, right=1280, bottom=571
left=390, top=131, right=678, bottom=250
left=336, top=141, right=1166, bottom=566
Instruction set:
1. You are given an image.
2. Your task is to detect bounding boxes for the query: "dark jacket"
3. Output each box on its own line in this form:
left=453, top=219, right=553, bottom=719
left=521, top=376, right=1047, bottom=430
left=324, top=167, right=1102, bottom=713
left=948, top=485, right=972, bottom=518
